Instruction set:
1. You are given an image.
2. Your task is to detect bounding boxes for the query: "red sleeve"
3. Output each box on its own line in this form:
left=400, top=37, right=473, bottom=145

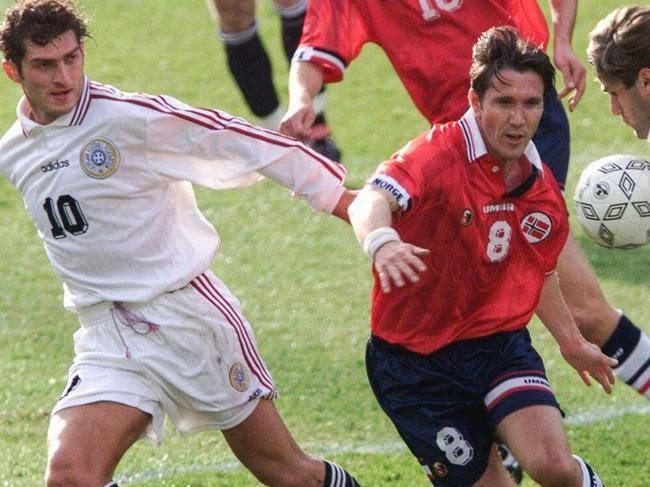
left=296, top=0, right=369, bottom=83
left=368, top=132, right=437, bottom=213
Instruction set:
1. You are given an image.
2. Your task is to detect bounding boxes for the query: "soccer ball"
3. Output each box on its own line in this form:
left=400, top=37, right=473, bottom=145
left=573, top=154, right=650, bottom=249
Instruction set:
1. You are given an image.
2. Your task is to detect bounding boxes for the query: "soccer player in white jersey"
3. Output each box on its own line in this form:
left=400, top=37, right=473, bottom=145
left=0, top=1, right=360, bottom=486
left=586, top=5, right=650, bottom=397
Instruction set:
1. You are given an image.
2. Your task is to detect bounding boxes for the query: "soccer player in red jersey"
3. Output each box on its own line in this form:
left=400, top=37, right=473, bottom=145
left=281, top=0, right=650, bottom=403
left=348, top=27, right=616, bottom=486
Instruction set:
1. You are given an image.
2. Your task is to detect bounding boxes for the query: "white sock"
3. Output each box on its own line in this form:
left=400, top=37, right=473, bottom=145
left=616, top=331, right=650, bottom=398
left=573, top=455, right=604, bottom=487
left=257, top=105, right=285, bottom=131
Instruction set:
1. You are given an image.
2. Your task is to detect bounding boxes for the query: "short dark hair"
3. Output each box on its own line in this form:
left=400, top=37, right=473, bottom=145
left=587, top=5, right=650, bottom=89
left=0, top=0, right=89, bottom=70
left=470, top=26, right=555, bottom=100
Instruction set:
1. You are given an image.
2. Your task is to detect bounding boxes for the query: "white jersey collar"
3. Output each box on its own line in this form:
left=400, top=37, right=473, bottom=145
left=18, top=76, right=91, bottom=136
left=458, top=107, right=544, bottom=174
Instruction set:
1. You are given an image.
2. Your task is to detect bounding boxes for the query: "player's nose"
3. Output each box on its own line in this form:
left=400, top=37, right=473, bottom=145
left=609, top=95, right=622, bottom=116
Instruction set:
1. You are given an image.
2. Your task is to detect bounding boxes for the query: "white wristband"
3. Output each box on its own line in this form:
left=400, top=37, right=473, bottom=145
left=362, top=227, right=401, bottom=259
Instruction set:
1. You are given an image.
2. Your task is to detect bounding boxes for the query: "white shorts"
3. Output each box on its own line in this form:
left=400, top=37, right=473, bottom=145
left=53, top=270, right=277, bottom=444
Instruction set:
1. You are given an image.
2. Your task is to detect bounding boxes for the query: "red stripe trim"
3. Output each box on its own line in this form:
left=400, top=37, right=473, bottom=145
left=485, top=385, right=552, bottom=411
left=176, top=102, right=346, bottom=180
left=192, top=275, right=274, bottom=390
left=190, top=278, right=276, bottom=394
left=639, top=377, right=650, bottom=395
left=69, top=81, right=89, bottom=126
left=196, top=273, right=273, bottom=385
left=307, top=52, right=345, bottom=75
left=89, top=88, right=346, bottom=181
left=190, top=274, right=276, bottom=393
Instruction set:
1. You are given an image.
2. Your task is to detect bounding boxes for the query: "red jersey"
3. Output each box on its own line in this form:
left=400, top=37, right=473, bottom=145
left=368, top=109, right=569, bottom=354
left=296, top=0, right=549, bottom=123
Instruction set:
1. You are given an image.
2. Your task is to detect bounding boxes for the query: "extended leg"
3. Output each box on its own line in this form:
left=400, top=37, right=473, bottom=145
left=222, top=399, right=359, bottom=486
left=496, top=405, right=604, bottom=487
left=207, top=0, right=283, bottom=129
left=46, top=401, right=149, bottom=487
left=557, top=233, right=650, bottom=398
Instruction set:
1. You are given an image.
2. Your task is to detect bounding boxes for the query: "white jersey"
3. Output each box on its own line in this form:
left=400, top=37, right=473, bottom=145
left=0, top=78, right=346, bottom=310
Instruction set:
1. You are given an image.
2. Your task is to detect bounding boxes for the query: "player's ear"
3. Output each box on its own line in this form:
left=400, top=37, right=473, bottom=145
left=469, top=89, right=480, bottom=113
left=638, top=67, right=650, bottom=99
left=2, top=59, right=21, bottom=83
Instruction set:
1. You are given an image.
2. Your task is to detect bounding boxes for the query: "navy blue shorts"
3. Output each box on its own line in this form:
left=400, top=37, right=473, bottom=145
left=534, top=87, right=570, bottom=189
left=366, top=329, right=560, bottom=486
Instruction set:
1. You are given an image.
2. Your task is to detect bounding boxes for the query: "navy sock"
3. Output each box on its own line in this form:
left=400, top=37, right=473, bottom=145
left=222, top=23, right=279, bottom=117
left=601, top=314, right=650, bottom=398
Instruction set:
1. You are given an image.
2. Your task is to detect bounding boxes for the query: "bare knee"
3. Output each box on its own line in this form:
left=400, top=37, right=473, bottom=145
left=213, top=0, right=256, bottom=32
left=255, top=455, right=322, bottom=487
left=526, top=452, right=579, bottom=487
left=46, top=454, right=107, bottom=487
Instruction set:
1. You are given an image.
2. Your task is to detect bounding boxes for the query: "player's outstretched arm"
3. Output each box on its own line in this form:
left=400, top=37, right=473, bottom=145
left=549, top=0, right=586, bottom=111
left=348, top=186, right=429, bottom=293
left=536, top=272, right=618, bottom=393
left=331, top=189, right=357, bottom=223
left=281, top=61, right=324, bottom=140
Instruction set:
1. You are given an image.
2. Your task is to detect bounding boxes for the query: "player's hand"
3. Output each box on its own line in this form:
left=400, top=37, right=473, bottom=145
left=559, top=337, right=618, bottom=394
left=280, top=101, right=316, bottom=140
left=373, top=240, right=430, bottom=294
left=553, top=44, right=587, bottom=112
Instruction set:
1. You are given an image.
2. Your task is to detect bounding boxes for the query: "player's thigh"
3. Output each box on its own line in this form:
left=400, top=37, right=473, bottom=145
left=221, top=399, right=320, bottom=485
left=209, top=0, right=256, bottom=32
left=495, top=405, right=573, bottom=478
left=47, top=401, right=150, bottom=478
left=366, top=337, right=493, bottom=486
left=533, top=87, right=570, bottom=188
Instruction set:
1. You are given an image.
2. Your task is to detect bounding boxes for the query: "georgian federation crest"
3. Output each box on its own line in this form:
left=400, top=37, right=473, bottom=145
left=80, top=137, right=120, bottom=178
left=229, top=362, right=250, bottom=392
left=521, top=211, right=552, bottom=243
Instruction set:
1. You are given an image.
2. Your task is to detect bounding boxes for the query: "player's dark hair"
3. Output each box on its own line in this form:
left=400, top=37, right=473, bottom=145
left=470, top=26, right=555, bottom=100
left=0, top=0, right=89, bottom=72
left=587, top=5, right=650, bottom=89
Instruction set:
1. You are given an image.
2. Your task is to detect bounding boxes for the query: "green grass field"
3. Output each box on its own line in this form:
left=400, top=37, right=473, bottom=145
left=0, top=0, right=648, bottom=485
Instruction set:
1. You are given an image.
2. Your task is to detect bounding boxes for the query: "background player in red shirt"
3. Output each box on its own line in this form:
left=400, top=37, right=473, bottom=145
left=348, top=26, right=616, bottom=487
left=204, top=0, right=341, bottom=160
left=281, top=0, right=650, bottom=402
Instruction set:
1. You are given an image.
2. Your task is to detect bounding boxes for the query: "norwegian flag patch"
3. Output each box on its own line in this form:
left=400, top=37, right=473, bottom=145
left=521, top=212, right=552, bottom=243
